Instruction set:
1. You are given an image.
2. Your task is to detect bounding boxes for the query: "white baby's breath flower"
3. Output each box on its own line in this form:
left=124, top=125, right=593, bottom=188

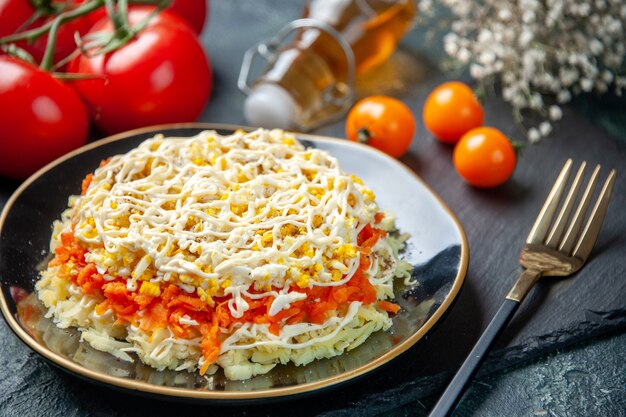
left=434, top=0, right=626, bottom=142
left=539, top=122, right=552, bottom=136
left=444, top=39, right=459, bottom=56
left=478, top=29, right=493, bottom=43
left=502, top=87, right=515, bottom=101
left=595, top=81, right=609, bottom=93
left=470, top=64, right=484, bottom=79
left=549, top=105, right=563, bottom=121
left=418, top=0, right=433, bottom=13
left=511, top=94, right=527, bottom=109
left=530, top=93, right=543, bottom=110
left=519, top=29, right=534, bottom=47
left=528, top=128, right=541, bottom=143
left=520, top=0, right=539, bottom=12
left=478, top=49, right=495, bottom=65
left=559, top=68, right=579, bottom=87
left=589, top=39, right=604, bottom=55
left=595, top=0, right=606, bottom=12
left=522, top=10, right=536, bottom=24
left=457, top=48, right=471, bottom=64
left=498, top=8, right=513, bottom=21
left=616, top=76, right=626, bottom=91
left=576, top=3, right=591, bottom=16
left=557, top=90, right=572, bottom=103
left=606, top=17, right=622, bottom=34
left=601, top=70, right=614, bottom=83
left=451, top=20, right=465, bottom=33
left=580, top=78, right=594, bottom=92
left=503, top=71, right=516, bottom=84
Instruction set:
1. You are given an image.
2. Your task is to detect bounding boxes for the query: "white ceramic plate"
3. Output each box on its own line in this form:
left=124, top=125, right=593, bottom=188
left=0, top=123, right=468, bottom=401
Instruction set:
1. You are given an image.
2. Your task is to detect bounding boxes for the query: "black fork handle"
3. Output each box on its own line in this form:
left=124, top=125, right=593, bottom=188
left=428, top=298, right=520, bottom=417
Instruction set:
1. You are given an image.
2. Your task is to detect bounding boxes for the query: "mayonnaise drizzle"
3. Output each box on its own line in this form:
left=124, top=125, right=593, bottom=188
left=72, top=129, right=381, bottom=321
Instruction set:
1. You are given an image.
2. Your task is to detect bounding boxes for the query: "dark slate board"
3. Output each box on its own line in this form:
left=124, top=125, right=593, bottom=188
left=1, top=1, right=625, bottom=416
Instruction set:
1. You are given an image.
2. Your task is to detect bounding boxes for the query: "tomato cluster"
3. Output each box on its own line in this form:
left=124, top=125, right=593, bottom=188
left=345, top=81, right=517, bottom=188
left=0, top=0, right=212, bottom=180
left=422, top=82, right=516, bottom=188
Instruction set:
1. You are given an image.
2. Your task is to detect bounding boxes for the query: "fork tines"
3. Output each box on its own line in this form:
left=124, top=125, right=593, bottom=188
left=526, top=159, right=616, bottom=262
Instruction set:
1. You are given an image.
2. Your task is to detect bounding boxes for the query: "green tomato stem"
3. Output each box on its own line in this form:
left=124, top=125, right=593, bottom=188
left=511, top=140, right=526, bottom=157
left=52, top=71, right=101, bottom=81
left=14, top=9, right=44, bottom=34
left=104, top=0, right=126, bottom=33
left=1, top=0, right=103, bottom=45
left=40, top=0, right=107, bottom=71
left=27, top=0, right=57, bottom=18
left=118, top=0, right=130, bottom=32
left=356, top=128, right=371, bottom=144
left=0, top=0, right=166, bottom=45
left=0, top=43, right=36, bottom=64
left=4, top=0, right=174, bottom=72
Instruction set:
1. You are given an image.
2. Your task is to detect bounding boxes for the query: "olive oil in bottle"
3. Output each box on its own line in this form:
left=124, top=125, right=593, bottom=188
left=241, top=0, right=416, bottom=130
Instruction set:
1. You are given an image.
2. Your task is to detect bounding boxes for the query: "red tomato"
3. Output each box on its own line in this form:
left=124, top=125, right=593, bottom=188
left=0, top=0, right=34, bottom=37
left=169, top=0, right=208, bottom=34
left=423, top=81, right=484, bottom=144
left=453, top=127, right=516, bottom=188
left=0, top=56, right=88, bottom=179
left=346, top=96, right=415, bottom=158
left=68, top=7, right=212, bottom=135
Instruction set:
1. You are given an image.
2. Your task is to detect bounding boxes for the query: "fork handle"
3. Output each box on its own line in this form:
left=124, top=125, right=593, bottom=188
left=428, top=298, right=520, bottom=417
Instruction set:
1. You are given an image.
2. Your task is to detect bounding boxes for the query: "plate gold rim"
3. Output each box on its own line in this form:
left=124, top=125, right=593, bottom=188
left=0, top=122, right=469, bottom=400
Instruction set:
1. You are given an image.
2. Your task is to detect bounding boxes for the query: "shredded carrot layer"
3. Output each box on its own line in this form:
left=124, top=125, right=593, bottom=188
left=378, top=300, right=401, bottom=315
left=50, top=222, right=394, bottom=370
left=81, top=174, right=93, bottom=195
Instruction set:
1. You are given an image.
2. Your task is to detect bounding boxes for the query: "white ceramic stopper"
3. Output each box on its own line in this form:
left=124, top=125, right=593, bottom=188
left=244, top=83, right=296, bottom=129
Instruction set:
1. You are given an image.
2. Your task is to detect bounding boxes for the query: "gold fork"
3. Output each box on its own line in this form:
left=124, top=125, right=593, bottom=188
left=429, top=159, right=617, bottom=417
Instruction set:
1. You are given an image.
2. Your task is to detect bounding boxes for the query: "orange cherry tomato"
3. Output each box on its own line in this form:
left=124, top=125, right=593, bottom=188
left=423, top=81, right=484, bottom=144
left=346, top=96, right=415, bottom=158
left=453, top=127, right=516, bottom=188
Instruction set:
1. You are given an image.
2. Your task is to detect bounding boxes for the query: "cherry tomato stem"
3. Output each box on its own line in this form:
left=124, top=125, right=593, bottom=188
left=356, top=128, right=371, bottom=144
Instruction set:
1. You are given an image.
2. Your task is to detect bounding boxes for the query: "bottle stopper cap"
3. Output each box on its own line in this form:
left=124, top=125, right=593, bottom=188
left=244, top=83, right=297, bottom=129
